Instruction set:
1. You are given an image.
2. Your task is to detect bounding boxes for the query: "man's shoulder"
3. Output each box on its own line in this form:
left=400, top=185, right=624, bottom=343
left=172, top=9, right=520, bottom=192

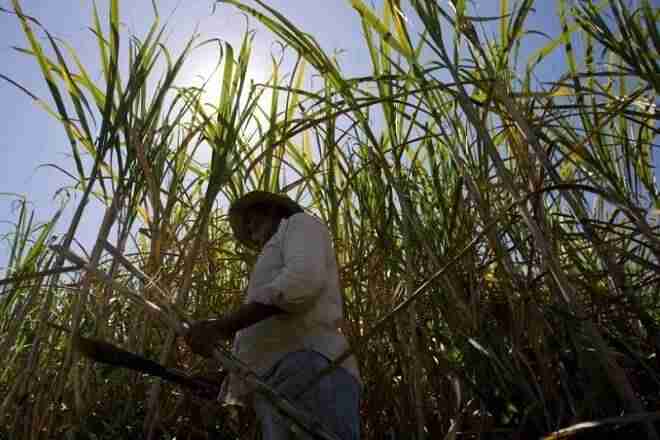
left=286, top=212, right=329, bottom=235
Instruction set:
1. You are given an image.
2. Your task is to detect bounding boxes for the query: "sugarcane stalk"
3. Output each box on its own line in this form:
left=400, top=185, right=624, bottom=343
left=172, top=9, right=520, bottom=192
left=49, top=245, right=187, bottom=334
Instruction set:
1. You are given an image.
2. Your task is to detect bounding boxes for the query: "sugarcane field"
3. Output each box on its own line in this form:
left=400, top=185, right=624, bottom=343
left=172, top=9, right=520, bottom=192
left=0, top=0, right=659, bottom=438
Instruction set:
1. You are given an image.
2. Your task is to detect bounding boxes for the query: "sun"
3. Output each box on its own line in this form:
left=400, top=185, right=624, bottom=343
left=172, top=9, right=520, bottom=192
left=185, top=44, right=274, bottom=111
left=182, top=49, right=276, bottom=165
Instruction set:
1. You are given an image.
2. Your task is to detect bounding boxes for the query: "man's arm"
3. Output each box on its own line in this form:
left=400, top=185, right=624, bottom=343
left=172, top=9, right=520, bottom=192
left=218, top=301, right=284, bottom=334
left=251, top=214, right=328, bottom=313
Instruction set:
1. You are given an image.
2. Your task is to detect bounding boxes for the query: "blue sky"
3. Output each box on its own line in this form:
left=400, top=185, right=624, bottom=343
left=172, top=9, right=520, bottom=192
left=0, top=1, right=657, bottom=272
left=0, top=0, right=370, bottom=271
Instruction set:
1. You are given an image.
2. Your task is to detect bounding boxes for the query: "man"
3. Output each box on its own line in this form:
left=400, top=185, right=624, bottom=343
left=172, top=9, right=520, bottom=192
left=185, top=191, right=361, bottom=440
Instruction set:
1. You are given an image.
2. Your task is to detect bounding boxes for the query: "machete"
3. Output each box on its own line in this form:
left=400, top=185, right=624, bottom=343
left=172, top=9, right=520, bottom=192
left=70, top=330, right=223, bottom=400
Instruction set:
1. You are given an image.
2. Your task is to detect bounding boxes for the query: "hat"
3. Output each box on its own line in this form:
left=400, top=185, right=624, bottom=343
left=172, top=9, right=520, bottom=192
left=228, top=191, right=304, bottom=248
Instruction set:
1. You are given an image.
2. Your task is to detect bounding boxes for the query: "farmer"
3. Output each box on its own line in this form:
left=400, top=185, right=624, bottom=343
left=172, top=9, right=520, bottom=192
left=185, top=191, right=361, bottom=440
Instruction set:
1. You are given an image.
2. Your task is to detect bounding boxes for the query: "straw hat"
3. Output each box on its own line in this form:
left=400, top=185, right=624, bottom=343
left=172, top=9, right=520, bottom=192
left=228, top=191, right=303, bottom=248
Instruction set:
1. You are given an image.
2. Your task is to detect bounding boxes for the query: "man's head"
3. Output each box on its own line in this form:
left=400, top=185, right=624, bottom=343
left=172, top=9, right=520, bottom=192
left=244, top=202, right=288, bottom=247
left=228, top=191, right=303, bottom=249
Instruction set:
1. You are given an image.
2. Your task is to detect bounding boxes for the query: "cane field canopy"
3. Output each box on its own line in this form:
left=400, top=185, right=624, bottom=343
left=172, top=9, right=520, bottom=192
left=0, top=0, right=659, bottom=438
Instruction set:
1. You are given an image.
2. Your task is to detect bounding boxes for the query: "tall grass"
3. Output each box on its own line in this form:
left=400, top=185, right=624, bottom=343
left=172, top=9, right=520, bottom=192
left=1, top=0, right=658, bottom=438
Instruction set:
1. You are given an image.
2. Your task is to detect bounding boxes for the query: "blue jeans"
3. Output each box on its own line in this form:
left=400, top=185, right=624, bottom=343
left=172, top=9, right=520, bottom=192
left=253, top=350, right=361, bottom=440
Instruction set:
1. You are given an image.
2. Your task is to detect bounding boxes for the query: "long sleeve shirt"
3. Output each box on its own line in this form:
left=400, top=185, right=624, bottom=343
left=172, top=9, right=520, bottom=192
left=221, top=212, right=361, bottom=405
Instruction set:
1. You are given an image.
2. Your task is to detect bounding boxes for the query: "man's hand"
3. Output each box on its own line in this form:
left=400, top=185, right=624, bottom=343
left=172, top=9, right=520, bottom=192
left=185, top=318, right=232, bottom=358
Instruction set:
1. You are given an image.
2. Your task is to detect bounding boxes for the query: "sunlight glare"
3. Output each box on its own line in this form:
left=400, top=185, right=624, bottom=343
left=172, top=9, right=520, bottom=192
left=185, top=55, right=274, bottom=166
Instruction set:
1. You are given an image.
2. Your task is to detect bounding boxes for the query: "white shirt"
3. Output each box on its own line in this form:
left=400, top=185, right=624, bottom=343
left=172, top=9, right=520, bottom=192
left=221, top=212, right=360, bottom=404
